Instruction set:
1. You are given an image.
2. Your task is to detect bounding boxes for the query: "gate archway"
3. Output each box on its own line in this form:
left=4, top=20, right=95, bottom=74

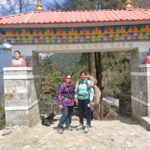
left=0, top=0, right=150, bottom=129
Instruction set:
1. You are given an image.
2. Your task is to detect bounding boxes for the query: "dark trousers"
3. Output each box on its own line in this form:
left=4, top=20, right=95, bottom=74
left=78, top=99, right=91, bottom=126
left=58, top=106, right=73, bottom=129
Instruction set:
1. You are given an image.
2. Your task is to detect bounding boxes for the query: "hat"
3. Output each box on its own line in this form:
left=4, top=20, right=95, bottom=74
left=66, top=75, right=71, bottom=79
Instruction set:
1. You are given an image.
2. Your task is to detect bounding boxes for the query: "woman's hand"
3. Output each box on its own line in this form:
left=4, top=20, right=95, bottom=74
left=74, top=98, right=78, bottom=106
left=88, top=101, right=94, bottom=108
left=59, top=105, right=63, bottom=110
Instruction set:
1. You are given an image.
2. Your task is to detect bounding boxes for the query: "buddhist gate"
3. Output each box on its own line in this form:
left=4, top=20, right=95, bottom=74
left=0, top=0, right=150, bottom=130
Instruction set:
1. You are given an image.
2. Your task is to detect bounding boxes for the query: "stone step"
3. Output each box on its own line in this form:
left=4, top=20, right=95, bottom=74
left=140, top=117, right=150, bottom=131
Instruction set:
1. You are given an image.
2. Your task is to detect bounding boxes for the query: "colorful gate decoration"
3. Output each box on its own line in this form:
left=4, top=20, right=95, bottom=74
left=0, top=24, right=149, bottom=45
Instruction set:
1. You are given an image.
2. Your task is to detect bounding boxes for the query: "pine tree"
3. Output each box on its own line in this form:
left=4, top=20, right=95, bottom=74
left=63, top=0, right=77, bottom=10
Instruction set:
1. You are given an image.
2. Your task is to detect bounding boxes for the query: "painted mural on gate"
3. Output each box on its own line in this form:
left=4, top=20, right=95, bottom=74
left=0, top=24, right=149, bottom=45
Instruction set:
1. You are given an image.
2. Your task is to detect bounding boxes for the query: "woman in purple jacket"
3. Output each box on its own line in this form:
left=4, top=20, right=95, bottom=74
left=57, top=75, right=74, bottom=134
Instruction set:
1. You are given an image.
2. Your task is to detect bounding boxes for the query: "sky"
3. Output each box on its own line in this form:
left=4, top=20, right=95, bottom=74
left=43, top=0, right=64, bottom=4
left=42, top=0, right=65, bottom=10
left=0, top=0, right=65, bottom=6
left=0, top=0, right=65, bottom=13
left=0, top=0, right=64, bottom=4
left=0, top=52, right=12, bottom=70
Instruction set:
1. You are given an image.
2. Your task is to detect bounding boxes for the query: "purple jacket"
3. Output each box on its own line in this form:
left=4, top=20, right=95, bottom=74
left=57, top=82, right=74, bottom=106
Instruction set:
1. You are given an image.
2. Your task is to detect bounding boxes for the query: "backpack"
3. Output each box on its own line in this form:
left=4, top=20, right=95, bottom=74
left=93, top=84, right=101, bottom=105
left=86, top=75, right=101, bottom=105
left=74, top=79, right=93, bottom=100
left=56, top=81, right=63, bottom=98
left=61, top=82, right=74, bottom=100
left=75, top=75, right=101, bottom=105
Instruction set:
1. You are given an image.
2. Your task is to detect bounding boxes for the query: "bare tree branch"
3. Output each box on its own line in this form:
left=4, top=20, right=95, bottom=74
left=0, top=0, right=36, bottom=16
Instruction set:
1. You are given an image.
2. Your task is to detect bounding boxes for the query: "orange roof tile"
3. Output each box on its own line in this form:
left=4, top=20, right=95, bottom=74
left=0, top=9, right=150, bottom=26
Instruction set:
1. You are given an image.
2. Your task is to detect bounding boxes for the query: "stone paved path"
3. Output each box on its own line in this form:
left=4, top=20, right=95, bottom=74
left=0, top=116, right=150, bottom=150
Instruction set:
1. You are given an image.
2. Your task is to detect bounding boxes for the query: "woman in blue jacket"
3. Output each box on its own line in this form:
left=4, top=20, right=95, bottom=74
left=75, top=71, right=94, bottom=133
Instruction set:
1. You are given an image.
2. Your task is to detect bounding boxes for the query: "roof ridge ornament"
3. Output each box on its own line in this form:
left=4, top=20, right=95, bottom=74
left=125, top=0, right=133, bottom=9
left=36, top=0, right=43, bottom=11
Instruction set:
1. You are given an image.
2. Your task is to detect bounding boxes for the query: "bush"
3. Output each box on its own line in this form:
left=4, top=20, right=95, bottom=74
left=0, top=92, right=5, bottom=129
left=102, top=100, right=118, bottom=120
left=0, top=102, right=5, bottom=129
left=102, top=100, right=111, bottom=117
left=39, top=95, right=58, bottom=116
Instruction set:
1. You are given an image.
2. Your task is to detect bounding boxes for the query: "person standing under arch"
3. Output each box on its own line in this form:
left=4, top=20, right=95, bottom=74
left=57, top=75, right=74, bottom=134
left=75, top=71, right=94, bottom=133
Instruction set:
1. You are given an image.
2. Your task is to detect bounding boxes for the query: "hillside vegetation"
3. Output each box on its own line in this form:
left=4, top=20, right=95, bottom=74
left=40, top=51, right=131, bottom=97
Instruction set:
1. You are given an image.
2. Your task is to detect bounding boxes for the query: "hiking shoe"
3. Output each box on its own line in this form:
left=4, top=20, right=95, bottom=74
left=66, top=126, right=73, bottom=131
left=57, top=128, right=63, bottom=134
left=76, top=124, right=84, bottom=130
left=84, top=125, right=90, bottom=133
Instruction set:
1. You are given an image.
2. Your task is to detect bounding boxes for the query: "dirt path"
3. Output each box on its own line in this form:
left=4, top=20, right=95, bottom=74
left=0, top=116, right=150, bottom=150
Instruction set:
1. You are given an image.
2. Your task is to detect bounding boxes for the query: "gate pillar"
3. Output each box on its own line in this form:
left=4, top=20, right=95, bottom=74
left=3, top=67, right=40, bottom=127
left=131, top=51, right=150, bottom=130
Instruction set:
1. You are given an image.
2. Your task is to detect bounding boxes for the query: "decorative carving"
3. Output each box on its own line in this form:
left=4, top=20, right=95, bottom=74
left=2, top=24, right=149, bottom=45
left=36, top=0, right=43, bottom=11
left=125, top=0, right=133, bottom=9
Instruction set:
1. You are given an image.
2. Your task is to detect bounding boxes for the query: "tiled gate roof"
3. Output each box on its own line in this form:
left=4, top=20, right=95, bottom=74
left=0, top=9, right=150, bottom=26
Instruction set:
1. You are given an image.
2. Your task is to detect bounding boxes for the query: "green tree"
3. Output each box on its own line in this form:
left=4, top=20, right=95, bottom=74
left=0, top=103, right=5, bottom=129
left=63, top=0, right=76, bottom=10
left=133, top=0, right=150, bottom=8
left=0, top=94, right=5, bottom=129
left=39, top=56, right=62, bottom=97
left=102, top=51, right=131, bottom=96
left=45, top=0, right=63, bottom=10
left=94, top=0, right=124, bottom=9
